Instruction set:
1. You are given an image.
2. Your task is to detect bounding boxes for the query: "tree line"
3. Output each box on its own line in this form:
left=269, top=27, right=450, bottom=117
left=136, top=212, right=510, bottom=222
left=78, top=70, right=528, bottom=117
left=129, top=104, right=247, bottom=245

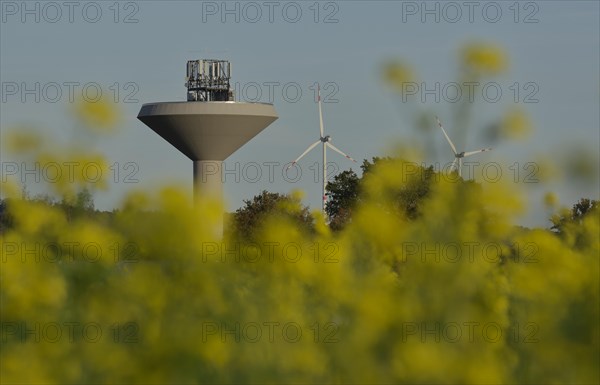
left=1, top=157, right=597, bottom=239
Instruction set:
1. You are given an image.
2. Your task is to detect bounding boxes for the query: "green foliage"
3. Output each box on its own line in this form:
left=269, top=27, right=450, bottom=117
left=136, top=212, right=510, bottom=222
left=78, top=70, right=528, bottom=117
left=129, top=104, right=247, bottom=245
left=550, top=198, right=599, bottom=250
left=0, top=188, right=101, bottom=232
left=551, top=198, right=599, bottom=233
left=326, top=157, right=459, bottom=230
left=325, top=169, right=360, bottom=231
left=74, top=188, right=95, bottom=211
left=229, top=190, right=314, bottom=240
left=0, top=198, right=12, bottom=234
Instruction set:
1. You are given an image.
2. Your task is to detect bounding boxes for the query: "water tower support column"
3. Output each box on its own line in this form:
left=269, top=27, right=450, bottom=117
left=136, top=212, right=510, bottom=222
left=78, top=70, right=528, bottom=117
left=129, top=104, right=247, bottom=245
left=193, top=160, right=223, bottom=201
left=193, top=160, right=224, bottom=238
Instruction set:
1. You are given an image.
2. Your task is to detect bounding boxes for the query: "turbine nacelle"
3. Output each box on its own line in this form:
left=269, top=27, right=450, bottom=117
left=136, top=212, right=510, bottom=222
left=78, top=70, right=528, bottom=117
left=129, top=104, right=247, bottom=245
left=320, top=135, right=331, bottom=142
left=436, top=116, right=492, bottom=178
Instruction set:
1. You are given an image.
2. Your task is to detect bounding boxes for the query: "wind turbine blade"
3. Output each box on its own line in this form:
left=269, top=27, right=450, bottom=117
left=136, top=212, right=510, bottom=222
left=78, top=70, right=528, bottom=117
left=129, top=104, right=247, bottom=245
left=450, top=158, right=458, bottom=172
left=318, top=85, right=324, bottom=138
left=436, top=116, right=458, bottom=155
left=287, top=140, right=321, bottom=169
left=326, top=142, right=357, bottom=163
left=463, top=148, right=492, bottom=157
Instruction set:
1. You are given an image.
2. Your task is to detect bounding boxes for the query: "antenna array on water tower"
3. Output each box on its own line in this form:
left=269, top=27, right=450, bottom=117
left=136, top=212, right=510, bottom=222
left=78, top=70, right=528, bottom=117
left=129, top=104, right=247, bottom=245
left=185, top=59, right=234, bottom=102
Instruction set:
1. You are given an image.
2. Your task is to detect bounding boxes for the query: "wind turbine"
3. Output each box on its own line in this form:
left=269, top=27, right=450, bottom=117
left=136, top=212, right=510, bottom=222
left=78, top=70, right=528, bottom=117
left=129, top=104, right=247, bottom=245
left=287, top=86, right=357, bottom=212
left=436, top=116, right=492, bottom=178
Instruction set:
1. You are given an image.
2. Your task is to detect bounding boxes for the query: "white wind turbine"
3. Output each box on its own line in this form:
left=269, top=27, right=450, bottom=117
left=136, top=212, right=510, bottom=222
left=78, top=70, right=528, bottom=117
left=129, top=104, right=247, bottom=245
left=436, top=116, right=492, bottom=178
left=287, top=86, right=357, bottom=212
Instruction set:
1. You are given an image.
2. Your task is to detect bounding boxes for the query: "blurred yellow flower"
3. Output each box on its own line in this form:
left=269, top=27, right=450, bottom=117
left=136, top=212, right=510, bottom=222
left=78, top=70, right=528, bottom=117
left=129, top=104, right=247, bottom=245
left=544, top=192, right=559, bottom=208
left=3, top=128, right=43, bottom=153
left=501, top=108, right=533, bottom=139
left=0, top=180, right=20, bottom=198
left=73, top=97, right=120, bottom=132
left=564, top=147, right=599, bottom=184
left=461, top=42, right=509, bottom=76
left=382, top=60, right=416, bottom=93
left=32, top=151, right=110, bottom=196
left=530, top=156, right=560, bottom=183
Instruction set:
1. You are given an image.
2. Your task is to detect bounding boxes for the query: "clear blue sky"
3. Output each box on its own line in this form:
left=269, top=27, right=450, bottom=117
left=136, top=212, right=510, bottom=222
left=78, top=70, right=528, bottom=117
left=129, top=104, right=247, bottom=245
left=1, top=1, right=599, bottom=227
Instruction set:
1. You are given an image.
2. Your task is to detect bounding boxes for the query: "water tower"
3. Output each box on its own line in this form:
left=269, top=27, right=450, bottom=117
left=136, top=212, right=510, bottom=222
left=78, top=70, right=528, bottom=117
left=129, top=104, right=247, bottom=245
left=137, top=60, right=278, bottom=233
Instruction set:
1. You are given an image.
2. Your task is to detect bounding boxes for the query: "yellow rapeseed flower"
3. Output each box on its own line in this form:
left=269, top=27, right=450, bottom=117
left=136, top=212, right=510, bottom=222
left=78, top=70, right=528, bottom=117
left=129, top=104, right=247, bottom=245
left=3, top=128, right=43, bottom=153
left=382, top=60, right=416, bottom=93
left=73, top=97, right=120, bottom=132
left=501, top=108, right=533, bottom=139
left=461, top=42, right=509, bottom=76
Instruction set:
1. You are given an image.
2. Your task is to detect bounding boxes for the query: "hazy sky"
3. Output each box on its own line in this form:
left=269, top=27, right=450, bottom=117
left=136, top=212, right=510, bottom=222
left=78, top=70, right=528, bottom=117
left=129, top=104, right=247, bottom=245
left=1, top=0, right=599, bottom=227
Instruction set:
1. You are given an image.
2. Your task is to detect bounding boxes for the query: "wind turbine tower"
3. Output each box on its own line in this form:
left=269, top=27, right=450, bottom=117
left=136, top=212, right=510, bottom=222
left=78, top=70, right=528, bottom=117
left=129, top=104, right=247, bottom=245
left=137, top=59, right=278, bottom=231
